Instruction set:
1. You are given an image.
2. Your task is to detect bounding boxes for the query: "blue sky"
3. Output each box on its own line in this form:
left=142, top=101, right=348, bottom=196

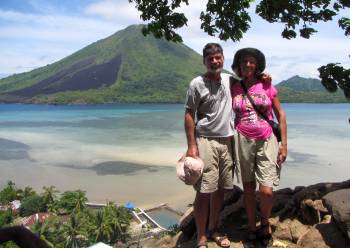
left=0, top=0, right=349, bottom=83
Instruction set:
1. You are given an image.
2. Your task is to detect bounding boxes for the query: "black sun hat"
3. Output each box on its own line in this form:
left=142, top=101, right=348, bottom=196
left=231, top=48, right=266, bottom=74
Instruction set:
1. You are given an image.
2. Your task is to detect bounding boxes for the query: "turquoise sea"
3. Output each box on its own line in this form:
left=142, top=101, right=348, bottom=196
left=0, top=103, right=349, bottom=209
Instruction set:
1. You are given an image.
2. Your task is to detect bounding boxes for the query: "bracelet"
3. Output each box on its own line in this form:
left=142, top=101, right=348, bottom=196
left=281, top=143, right=287, bottom=146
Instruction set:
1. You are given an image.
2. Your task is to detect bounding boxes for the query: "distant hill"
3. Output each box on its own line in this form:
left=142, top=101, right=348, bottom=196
left=0, top=25, right=204, bottom=104
left=0, top=26, right=348, bottom=104
left=276, top=75, right=347, bottom=103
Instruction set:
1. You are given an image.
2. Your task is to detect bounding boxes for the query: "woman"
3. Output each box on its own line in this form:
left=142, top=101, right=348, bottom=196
left=230, top=48, right=287, bottom=247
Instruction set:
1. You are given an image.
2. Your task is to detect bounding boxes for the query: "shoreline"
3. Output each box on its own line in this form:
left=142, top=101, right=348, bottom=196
left=1, top=160, right=350, bottom=213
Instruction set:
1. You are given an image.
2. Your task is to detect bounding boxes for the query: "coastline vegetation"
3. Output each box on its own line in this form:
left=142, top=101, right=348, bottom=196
left=0, top=181, right=132, bottom=248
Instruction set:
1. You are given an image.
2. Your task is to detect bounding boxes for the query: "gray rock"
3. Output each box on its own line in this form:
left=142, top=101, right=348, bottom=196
left=273, top=219, right=294, bottom=242
left=273, top=218, right=309, bottom=243
left=178, top=207, right=195, bottom=239
left=297, top=226, right=329, bottom=248
left=300, top=199, right=328, bottom=225
left=293, top=180, right=350, bottom=207
left=323, top=189, right=350, bottom=239
left=275, top=187, right=294, bottom=195
left=289, top=219, right=310, bottom=243
left=296, top=221, right=350, bottom=248
left=223, top=185, right=243, bottom=206
left=272, top=193, right=292, bottom=214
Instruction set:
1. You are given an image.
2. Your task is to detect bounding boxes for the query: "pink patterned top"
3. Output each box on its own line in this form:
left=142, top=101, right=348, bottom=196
left=231, top=80, right=277, bottom=140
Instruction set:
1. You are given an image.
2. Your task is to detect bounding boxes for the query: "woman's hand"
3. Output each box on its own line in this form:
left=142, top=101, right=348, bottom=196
left=277, top=144, right=287, bottom=166
left=260, top=73, right=272, bottom=84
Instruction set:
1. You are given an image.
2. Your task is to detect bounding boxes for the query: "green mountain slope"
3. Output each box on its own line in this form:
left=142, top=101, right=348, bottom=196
left=0, top=25, right=204, bottom=104
left=1, top=26, right=348, bottom=104
left=276, top=75, right=347, bottom=103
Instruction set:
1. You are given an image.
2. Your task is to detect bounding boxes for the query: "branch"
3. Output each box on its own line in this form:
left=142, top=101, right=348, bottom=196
left=200, top=0, right=252, bottom=41
left=256, top=0, right=342, bottom=39
left=318, top=63, right=350, bottom=99
left=129, top=0, right=189, bottom=42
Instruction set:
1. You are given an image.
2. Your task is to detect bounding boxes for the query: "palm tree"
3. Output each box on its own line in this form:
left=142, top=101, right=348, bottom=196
left=23, top=186, right=36, bottom=198
left=104, top=202, right=132, bottom=243
left=73, top=190, right=87, bottom=214
left=92, top=210, right=113, bottom=243
left=61, top=214, right=87, bottom=248
left=30, top=217, right=55, bottom=248
left=0, top=180, right=18, bottom=204
left=57, top=190, right=88, bottom=214
left=16, top=186, right=36, bottom=203
left=42, top=186, right=59, bottom=207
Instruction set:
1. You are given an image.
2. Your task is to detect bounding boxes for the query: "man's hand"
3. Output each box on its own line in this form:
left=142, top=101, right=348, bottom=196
left=186, top=145, right=199, bottom=158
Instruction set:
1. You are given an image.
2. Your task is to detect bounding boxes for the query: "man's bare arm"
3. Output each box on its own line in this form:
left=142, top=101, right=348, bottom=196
left=184, top=109, right=198, bottom=158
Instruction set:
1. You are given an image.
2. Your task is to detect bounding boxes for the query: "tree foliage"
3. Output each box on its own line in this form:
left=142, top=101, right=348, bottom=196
left=17, top=186, right=36, bottom=200
left=0, top=183, right=133, bottom=247
left=128, top=0, right=189, bottom=42
left=0, top=181, right=18, bottom=204
left=56, top=190, right=88, bottom=214
left=129, top=0, right=350, bottom=98
left=20, top=195, right=46, bottom=217
left=0, top=210, right=13, bottom=228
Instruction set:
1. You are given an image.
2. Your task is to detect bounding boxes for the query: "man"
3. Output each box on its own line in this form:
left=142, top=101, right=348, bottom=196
left=184, top=43, right=234, bottom=248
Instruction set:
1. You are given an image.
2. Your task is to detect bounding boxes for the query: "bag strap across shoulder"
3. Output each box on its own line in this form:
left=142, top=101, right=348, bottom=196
left=239, top=80, right=271, bottom=123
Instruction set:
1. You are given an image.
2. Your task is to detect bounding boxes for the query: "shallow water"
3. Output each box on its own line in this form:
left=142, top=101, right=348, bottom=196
left=0, top=103, right=349, bottom=209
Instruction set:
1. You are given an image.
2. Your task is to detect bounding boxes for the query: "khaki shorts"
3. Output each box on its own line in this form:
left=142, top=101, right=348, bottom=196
left=234, top=132, right=280, bottom=187
left=194, top=136, right=234, bottom=193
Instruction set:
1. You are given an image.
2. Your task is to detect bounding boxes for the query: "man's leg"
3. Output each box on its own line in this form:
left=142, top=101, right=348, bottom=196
left=207, top=188, right=230, bottom=247
left=208, top=188, right=224, bottom=231
left=194, top=191, right=210, bottom=246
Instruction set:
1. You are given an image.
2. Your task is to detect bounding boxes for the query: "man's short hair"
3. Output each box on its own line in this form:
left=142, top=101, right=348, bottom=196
left=202, top=43, right=223, bottom=59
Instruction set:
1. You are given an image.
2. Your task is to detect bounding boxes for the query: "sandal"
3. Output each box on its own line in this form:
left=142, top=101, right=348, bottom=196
left=257, top=221, right=272, bottom=246
left=207, top=227, right=231, bottom=248
left=245, top=230, right=257, bottom=248
left=196, top=241, right=208, bottom=248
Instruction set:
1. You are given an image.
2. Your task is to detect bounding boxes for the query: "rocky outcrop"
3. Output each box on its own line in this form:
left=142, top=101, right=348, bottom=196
left=322, top=189, right=350, bottom=239
left=172, top=179, right=350, bottom=248
left=133, top=180, right=350, bottom=247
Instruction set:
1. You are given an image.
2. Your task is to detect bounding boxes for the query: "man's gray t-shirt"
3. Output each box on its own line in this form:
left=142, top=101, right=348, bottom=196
left=185, top=73, right=235, bottom=137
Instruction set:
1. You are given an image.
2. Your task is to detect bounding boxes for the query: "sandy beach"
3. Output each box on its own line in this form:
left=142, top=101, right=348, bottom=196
left=0, top=103, right=349, bottom=211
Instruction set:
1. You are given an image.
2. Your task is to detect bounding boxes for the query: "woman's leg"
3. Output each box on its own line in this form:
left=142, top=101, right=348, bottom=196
left=259, top=185, right=273, bottom=234
left=243, top=181, right=257, bottom=232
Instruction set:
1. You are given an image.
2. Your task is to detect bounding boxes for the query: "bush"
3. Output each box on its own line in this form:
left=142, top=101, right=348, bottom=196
left=20, top=195, right=46, bottom=217
left=0, top=181, right=18, bottom=204
left=0, top=210, right=13, bottom=227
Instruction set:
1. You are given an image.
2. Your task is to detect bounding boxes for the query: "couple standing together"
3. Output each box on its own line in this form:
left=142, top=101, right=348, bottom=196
left=184, top=43, right=287, bottom=248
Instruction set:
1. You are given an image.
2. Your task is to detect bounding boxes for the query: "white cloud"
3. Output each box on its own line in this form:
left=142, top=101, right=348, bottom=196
left=0, top=10, right=120, bottom=40
left=84, top=0, right=142, bottom=24
left=0, top=10, right=35, bottom=22
left=0, top=8, right=125, bottom=76
left=217, top=22, right=350, bottom=83
left=0, top=1, right=348, bottom=83
left=0, top=44, right=74, bottom=75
